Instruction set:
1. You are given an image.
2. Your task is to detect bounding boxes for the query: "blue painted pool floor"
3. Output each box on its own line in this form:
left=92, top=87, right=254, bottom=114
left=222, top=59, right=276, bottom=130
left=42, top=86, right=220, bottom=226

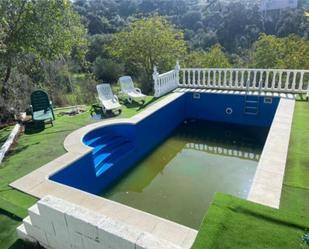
left=101, top=120, right=269, bottom=229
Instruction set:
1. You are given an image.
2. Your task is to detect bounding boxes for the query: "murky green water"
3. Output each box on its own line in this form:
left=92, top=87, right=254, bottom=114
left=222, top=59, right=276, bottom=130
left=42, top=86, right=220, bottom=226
left=102, top=120, right=268, bottom=229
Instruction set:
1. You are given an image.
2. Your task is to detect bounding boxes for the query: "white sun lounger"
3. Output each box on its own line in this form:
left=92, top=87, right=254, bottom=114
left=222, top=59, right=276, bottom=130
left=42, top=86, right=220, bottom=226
left=119, top=76, right=146, bottom=103
left=96, top=83, right=121, bottom=114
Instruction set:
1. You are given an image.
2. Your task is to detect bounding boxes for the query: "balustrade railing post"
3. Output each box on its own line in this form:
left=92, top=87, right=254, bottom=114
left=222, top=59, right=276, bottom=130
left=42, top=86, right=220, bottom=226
left=153, top=66, right=160, bottom=97
left=175, top=60, right=180, bottom=87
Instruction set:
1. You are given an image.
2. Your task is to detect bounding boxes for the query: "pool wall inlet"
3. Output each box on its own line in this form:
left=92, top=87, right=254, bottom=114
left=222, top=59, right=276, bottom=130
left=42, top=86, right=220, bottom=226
left=49, top=92, right=280, bottom=194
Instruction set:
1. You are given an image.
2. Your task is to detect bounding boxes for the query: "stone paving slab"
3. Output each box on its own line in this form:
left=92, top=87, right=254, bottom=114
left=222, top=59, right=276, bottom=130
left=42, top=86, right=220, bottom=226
left=248, top=98, right=295, bottom=208
left=175, top=88, right=296, bottom=99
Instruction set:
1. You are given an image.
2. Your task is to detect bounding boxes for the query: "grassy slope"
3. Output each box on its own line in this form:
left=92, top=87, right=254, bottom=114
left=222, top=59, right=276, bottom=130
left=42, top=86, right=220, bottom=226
left=0, top=96, right=156, bottom=249
left=192, top=101, right=309, bottom=249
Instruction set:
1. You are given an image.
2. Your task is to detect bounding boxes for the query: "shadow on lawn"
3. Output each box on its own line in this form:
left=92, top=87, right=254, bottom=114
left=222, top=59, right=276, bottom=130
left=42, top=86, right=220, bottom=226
left=8, top=240, right=44, bottom=249
left=0, top=209, right=22, bottom=222
left=24, top=122, right=45, bottom=135
left=123, top=96, right=157, bottom=111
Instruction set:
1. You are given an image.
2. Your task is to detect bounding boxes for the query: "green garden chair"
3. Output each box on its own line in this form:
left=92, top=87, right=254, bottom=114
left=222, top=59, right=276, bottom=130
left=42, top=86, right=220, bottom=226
left=30, top=90, right=55, bottom=126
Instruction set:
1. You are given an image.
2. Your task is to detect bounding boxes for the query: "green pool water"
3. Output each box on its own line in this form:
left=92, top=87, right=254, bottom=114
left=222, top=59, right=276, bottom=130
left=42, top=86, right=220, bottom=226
left=102, top=120, right=268, bottom=229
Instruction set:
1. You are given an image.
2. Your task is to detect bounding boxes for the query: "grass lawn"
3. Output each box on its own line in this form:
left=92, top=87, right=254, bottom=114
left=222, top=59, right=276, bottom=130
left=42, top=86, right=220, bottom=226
left=192, top=101, right=309, bottom=249
left=192, top=193, right=308, bottom=249
left=0, top=96, right=156, bottom=249
left=0, top=126, right=13, bottom=147
left=1, top=97, right=309, bottom=249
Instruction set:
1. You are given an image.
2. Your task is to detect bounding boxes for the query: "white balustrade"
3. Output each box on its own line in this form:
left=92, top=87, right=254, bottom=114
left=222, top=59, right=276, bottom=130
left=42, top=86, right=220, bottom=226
left=179, top=68, right=309, bottom=94
left=153, top=62, right=309, bottom=96
left=153, top=61, right=180, bottom=97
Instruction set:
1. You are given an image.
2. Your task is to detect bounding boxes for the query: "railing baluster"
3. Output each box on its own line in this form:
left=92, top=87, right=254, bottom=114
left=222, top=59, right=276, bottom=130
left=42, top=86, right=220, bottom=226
left=202, top=70, right=206, bottom=86
left=158, top=67, right=309, bottom=96
left=207, top=69, right=211, bottom=87
left=272, top=71, right=276, bottom=90
left=285, top=71, right=290, bottom=90
left=198, top=70, right=201, bottom=86
left=292, top=71, right=297, bottom=91
left=192, top=70, right=196, bottom=86
left=278, top=71, right=283, bottom=90
left=299, top=71, right=304, bottom=91
left=252, top=70, right=256, bottom=89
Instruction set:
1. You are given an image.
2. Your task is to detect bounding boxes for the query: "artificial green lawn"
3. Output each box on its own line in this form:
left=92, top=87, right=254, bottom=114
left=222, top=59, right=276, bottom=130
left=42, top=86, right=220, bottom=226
left=1, top=98, right=309, bottom=249
left=192, top=193, right=308, bottom=249
left=0, top=96, right=156, bottom=249
left=0, top=126, right=13, bottom=147
left=192, top=101, right=309, bottom=249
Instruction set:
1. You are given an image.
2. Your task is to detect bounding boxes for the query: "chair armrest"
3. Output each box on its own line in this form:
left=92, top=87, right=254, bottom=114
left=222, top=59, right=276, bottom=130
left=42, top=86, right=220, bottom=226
left=135, top=88, right=142, bottom=94
left=114, top=95, right=119, bottom=102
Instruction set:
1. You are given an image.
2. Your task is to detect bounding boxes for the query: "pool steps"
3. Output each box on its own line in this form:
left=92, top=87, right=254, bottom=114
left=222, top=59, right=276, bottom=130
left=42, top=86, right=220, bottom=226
left=86, top=133, right=134, bottom=176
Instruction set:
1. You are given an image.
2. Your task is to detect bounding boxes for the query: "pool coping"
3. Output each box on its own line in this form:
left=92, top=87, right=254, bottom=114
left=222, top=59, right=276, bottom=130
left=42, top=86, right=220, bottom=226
left=248, top=97, right=295, bottom=208
left=10, top=91, right=295, bottom=247
left=10, top=92, right=198, bottom=249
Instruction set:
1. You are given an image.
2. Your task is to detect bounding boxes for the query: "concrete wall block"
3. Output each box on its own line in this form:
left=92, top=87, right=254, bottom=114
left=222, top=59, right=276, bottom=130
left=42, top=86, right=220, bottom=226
left=66, top=206, right=104, bottom=241
left=37, top=196, right=73, bottom=230
left=45, top=232, right=72, bottom=249
left=135, top=232, right=182, bottom=249
left=98, top=218, right=139, bottom=249
left=83, top=237, right=104, bottom=249
left=70, top=232, right=85, bottom=249
left=23, top=217, right=48, bottom=245
left=28, top=204, right=55, bottom=235
left=16, top=224, right=36, bottom=243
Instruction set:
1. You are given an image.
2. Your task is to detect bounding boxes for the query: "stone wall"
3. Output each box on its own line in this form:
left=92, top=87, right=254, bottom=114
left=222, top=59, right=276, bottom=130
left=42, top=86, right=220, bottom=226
left=17, top=195, right=182, bottom=249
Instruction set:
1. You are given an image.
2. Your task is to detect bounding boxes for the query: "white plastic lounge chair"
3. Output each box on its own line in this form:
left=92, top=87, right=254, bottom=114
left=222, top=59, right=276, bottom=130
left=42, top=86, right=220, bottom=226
left=119, top=76, right=146, bottom=103
left=96, top=83, right=121, bottom=115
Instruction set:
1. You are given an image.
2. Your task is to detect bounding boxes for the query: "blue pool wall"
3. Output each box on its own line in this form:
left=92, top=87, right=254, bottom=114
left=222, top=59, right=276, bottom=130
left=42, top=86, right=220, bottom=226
left=49, top=93, right=279, bottom=194
left=185, top=93, right=280, bottom=127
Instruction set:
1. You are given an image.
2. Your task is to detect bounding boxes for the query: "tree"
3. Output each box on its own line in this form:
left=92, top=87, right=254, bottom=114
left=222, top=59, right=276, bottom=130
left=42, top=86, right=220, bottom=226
left=108, top=16, right=187, bottom=92
left=184, top=44, right=231, bottom=68
left=0, top=0, right=87, bottom=99
left=93, top=57, right=124, bottom=82
left=251, top=34, right=309, bottom=69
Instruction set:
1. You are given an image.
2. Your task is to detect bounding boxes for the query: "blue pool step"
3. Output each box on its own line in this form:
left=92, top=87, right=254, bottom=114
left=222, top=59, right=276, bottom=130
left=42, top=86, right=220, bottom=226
left=86, top=134, right=117, bottom=147
left=88, top=134, right=134, bottom=176
left=94, top=141, right=132, bottom=167
left=92, top=137, right=126, bottom=156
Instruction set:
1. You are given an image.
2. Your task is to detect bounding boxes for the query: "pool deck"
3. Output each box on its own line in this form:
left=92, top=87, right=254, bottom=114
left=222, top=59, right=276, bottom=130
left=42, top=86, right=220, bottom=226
left=10, top=91, right=295, bottom=248
left=10, top=92, right=197, bottom=249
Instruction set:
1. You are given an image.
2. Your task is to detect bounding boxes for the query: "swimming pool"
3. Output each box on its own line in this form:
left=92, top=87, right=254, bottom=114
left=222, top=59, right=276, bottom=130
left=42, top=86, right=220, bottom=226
left=50, top=92, right=279, bottom=227
left=102, top=120, right=268, bottom=228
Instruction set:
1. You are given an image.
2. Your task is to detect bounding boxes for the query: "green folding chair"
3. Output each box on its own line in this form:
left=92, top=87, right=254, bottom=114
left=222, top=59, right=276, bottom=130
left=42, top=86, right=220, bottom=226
left=30, top=90, right=55, bottom=126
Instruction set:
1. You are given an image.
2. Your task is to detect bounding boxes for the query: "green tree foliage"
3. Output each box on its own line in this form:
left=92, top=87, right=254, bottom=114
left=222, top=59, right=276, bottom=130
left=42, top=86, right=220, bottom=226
left=86, top=34, right=112, bottom=63
left=184, top=44, right=231, bottom=68
left=0, top=0, right=88, bottom=122
left=93, top=57, right=124, bottom=82
left=108, top=16, right=186, bottom=92
left=0, top=0, right=87, bottom=96
left=252, top=34, right=309, bottom=69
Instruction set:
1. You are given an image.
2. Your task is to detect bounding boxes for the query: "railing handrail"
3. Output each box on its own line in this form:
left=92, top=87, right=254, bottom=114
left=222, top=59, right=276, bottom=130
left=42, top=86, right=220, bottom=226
left=157, top=69, right=177, bottom=78
left=181, top=68, right=309, bottom=73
